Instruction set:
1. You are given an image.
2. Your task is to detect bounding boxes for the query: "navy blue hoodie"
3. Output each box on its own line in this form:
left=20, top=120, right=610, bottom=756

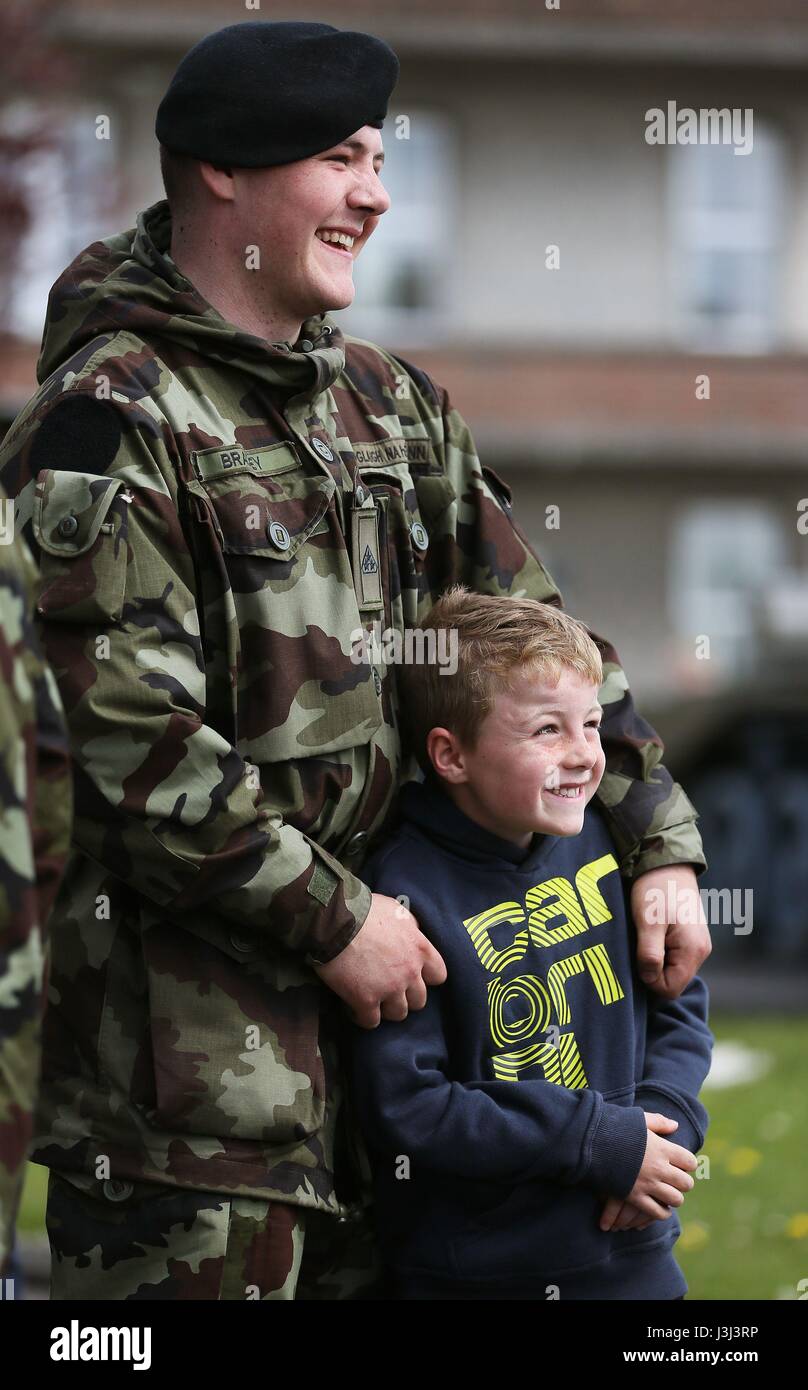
left=351, top=773, right=713, bottom=1299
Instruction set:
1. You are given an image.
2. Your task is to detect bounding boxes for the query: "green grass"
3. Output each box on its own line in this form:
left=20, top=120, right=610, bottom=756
left=17, top=1157, right=48, bottom=1236
left=678, top=1013, right=808, bottom=1301
left=15, top=1013, right=808, bottom=1299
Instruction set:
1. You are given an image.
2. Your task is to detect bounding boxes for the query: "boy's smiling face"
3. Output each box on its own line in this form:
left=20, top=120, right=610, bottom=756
left=428, top=665, right=606, bottom=848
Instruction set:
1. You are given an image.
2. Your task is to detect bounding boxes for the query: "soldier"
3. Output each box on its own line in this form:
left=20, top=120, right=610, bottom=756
left=0, top=482, right=72, bottom=1282
left=0, top=21, right=709, bottom=1300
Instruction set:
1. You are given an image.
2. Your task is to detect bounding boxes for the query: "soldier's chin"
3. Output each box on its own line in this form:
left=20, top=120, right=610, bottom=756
left=320, top=280, right=355, bottom=310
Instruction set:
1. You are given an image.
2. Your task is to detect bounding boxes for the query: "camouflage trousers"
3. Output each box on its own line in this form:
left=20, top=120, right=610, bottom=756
left=45, top=1169, right=382, bottom=1301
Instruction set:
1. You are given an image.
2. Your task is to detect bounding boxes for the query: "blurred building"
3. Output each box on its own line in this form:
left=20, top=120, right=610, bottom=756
left=3, top=0, right=808, bottom=961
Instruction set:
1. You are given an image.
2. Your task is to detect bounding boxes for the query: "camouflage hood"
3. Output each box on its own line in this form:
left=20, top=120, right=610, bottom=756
left=37, top=198, right=346, bottom=405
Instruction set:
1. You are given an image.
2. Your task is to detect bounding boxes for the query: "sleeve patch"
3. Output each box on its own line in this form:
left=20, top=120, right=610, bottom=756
left=307, top=859, right=339, bottom=907
left=30, top=395, right=122, bottom=479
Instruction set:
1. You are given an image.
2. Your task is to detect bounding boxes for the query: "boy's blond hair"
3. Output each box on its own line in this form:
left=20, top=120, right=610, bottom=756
left=399, top=585, right=604, bottom=773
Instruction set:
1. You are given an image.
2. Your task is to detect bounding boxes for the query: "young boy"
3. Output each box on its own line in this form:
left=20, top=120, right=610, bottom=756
left=350, top=587, right=713, bottom=1300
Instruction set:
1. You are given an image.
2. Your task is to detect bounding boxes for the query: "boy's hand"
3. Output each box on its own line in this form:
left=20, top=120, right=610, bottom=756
left=312, top=892, right=447, bottom=1029
left=598, top=1195, right=660, bottom=1232
left=630, top=865, right=711, bottom=999
left=608, top=1111, right=696, bottom=1224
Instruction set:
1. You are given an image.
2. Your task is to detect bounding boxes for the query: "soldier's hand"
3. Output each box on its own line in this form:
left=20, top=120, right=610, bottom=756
left=312, top=892, right=447, bottom=1028
left=630, top=865, right=711, bottom=999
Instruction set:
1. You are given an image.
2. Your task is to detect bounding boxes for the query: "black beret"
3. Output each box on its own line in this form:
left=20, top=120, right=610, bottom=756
left=155, top=20, right=399, bottom=168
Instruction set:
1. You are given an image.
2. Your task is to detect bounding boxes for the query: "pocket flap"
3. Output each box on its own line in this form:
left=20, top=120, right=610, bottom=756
left=33, top=470, right=127, bottom=557
left=188, top=449, right=336, bottom=561
left=32, top=470, right=129, bottom=623
left=412, top=474, right=456, bottom=522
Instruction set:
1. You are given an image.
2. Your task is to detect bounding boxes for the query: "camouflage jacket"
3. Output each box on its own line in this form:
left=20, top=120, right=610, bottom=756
left=0, top=200, right=704, bottom=1213
left=0, top=484, right=72, bottom=1273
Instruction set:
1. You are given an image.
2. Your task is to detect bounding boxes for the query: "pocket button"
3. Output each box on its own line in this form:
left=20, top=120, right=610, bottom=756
left=345, top=831, right=369, bottom=858
left=410, top=521, right=429, bottom=552
left=103, top=1179, right=134, bottom=1202
left=267, top=521, right=291, bottom=550
left=337, top=1204, right=363, bottom=1224
left=230, top=932, right=257, bottom=954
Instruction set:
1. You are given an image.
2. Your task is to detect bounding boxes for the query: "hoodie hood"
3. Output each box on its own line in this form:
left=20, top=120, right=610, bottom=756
left=37, top=199, right=347, bottom=406
left=397, top=770, right=558, bottom=873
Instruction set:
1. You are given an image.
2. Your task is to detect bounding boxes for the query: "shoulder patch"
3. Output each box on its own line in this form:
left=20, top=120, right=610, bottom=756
left=30, top=395, right=122, bottom=479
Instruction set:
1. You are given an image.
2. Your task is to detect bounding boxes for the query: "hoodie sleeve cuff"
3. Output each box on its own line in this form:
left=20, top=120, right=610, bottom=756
left=633, top=1085, right=706, bottom=1153
left=584, top=1101, right=649, bottom=1199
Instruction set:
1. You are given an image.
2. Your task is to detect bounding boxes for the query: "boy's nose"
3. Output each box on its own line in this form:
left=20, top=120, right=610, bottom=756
left=563, top=733, right=598, bottom=769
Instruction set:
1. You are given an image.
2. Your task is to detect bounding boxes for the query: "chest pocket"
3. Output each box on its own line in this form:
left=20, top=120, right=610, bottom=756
left=185, top=442, right=382, bottom=763
left=355, top=454, right=456, bottom=576
left=189, top=441, right=333, bottom=559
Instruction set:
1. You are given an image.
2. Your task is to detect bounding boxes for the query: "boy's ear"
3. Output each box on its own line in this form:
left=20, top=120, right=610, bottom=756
left=426, top=727, right=468, bottom=784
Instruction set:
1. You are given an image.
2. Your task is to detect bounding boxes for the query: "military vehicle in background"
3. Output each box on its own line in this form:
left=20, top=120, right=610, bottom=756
left=647, top=600, right=808, bottom=967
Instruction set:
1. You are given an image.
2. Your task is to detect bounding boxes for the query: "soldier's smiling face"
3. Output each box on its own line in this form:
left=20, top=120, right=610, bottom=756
left=233, top=125, right=390, bottom=327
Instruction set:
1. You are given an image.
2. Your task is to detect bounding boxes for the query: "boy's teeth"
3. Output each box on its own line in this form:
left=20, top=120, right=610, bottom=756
left=549, top=786, right=581, bottom=798
left=316, top=229, right=355, bottom=248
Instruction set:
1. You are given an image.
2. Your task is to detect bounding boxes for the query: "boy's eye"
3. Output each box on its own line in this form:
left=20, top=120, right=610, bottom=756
left=586, top=720, right=602, bottom=730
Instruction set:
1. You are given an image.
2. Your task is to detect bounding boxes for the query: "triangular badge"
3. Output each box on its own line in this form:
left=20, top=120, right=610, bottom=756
left=361, top=544, right=378, bottom=574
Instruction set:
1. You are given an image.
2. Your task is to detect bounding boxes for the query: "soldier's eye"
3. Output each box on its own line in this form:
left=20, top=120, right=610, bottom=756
left=535, top=724, right=557, bottom=736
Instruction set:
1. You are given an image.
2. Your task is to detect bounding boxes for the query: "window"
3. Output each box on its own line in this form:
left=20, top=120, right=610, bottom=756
left=3, top=101, right=118, bottom=341
left=337, top=110, right=456, bottom=346
left=669, top=501, right=787, bottom=674
left=668, top=120, right=786, bottom=351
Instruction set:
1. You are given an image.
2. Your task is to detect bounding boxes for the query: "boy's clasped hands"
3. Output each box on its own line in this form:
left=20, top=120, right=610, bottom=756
left=598, top=1112, right=698, bottom=1232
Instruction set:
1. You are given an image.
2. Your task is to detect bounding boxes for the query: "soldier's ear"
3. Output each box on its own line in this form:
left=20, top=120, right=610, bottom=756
left=198, top=162, right=236, bottom=202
